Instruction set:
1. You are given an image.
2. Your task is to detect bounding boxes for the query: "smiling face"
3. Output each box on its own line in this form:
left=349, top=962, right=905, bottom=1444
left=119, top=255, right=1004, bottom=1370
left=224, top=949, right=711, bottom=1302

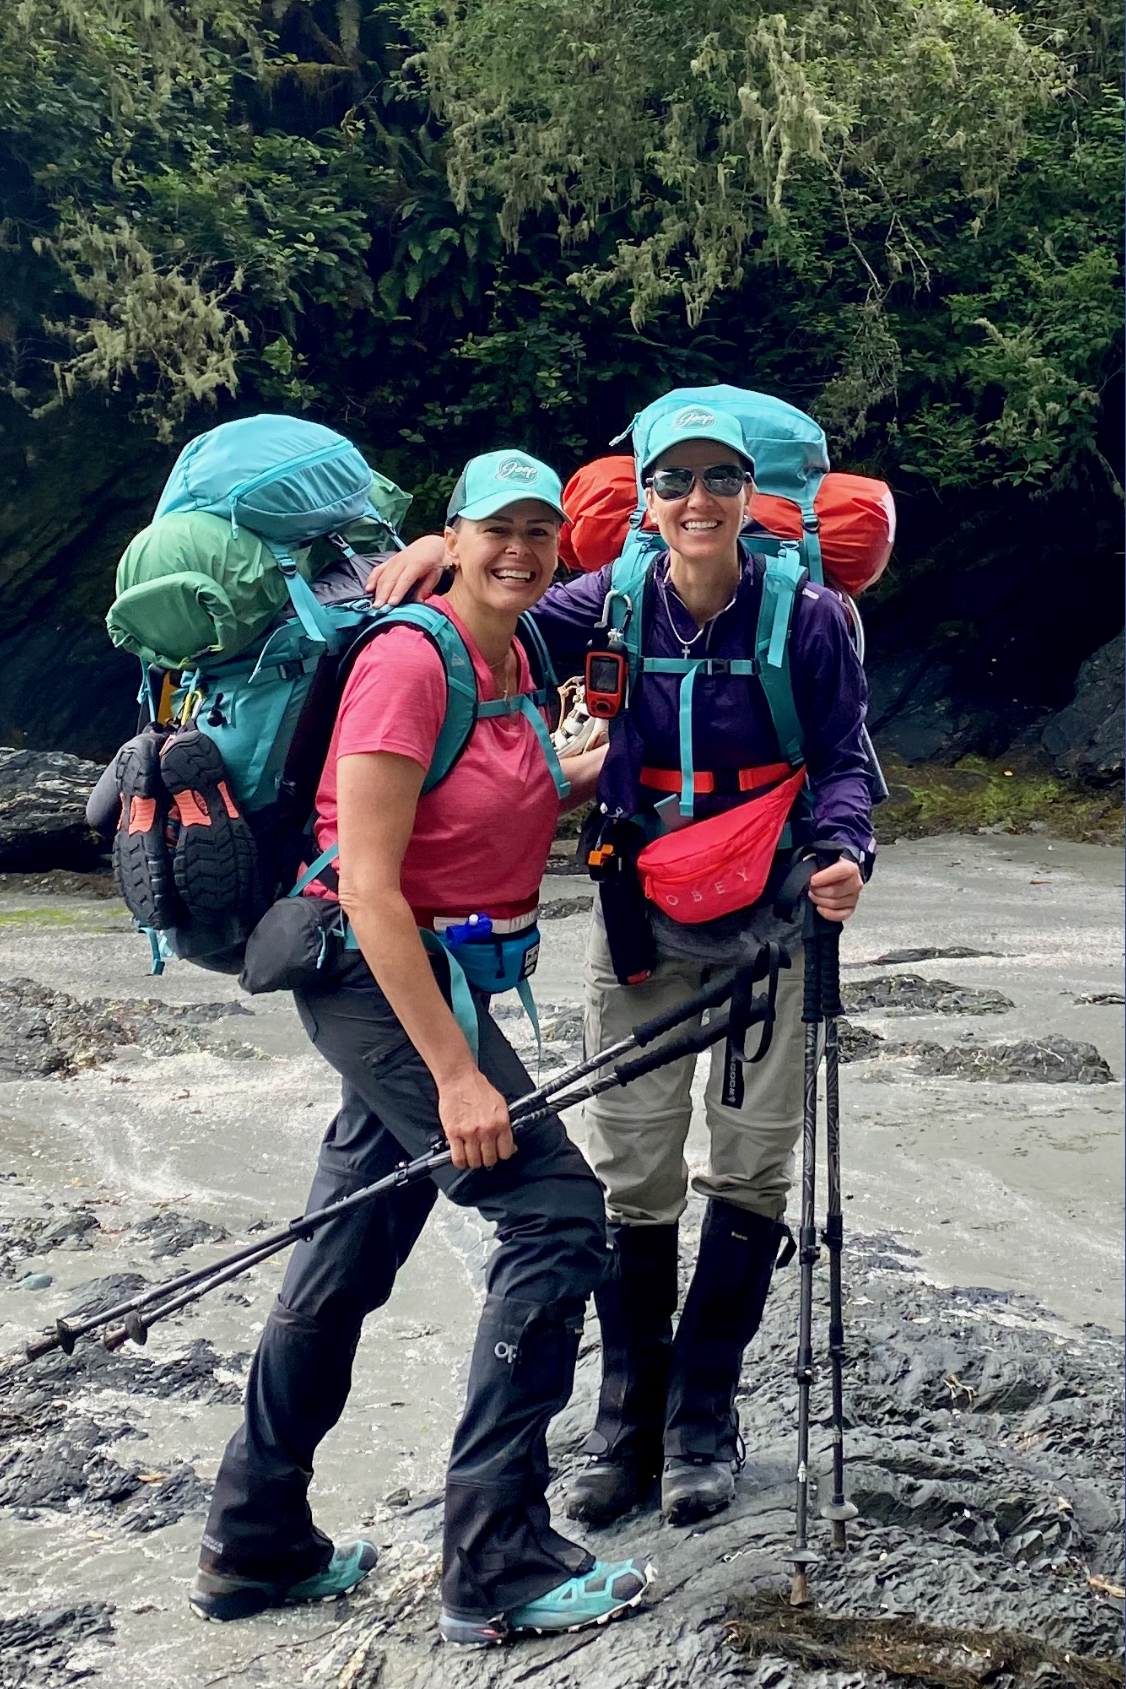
left=644, top=437, right=752, bottom=568
left=444, top=499, right=561, bottom=616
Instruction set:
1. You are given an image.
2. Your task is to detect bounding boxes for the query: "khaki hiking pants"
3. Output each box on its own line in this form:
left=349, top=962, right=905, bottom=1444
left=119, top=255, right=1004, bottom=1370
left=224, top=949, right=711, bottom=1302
left=581, top=907, right=805, bottom=1226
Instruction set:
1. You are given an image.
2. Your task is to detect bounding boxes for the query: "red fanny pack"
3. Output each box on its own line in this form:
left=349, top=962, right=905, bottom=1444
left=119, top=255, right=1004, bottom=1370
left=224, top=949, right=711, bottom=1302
left=636, top=766, right=806, bottom=924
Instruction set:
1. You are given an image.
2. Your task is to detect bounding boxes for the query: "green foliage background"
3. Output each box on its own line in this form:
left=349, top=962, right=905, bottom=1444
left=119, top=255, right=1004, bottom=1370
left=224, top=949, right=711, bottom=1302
left=0, top=0, right=1121, bottom=526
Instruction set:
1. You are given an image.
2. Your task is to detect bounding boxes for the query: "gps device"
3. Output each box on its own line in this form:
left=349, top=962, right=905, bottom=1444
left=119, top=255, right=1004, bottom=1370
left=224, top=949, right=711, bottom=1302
left=584, top=649, right=628, bottom=718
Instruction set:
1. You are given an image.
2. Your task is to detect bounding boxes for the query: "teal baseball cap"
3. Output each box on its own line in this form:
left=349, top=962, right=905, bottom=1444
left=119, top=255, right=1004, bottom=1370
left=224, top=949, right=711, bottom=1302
left=639, top=404, right=754, bottom=476
left=446, top=449, right=568, bottom=523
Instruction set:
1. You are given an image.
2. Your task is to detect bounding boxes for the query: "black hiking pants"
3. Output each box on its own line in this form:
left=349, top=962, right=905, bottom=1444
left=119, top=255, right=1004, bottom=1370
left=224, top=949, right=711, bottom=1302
left=202, top=951, right=608, bottom=1619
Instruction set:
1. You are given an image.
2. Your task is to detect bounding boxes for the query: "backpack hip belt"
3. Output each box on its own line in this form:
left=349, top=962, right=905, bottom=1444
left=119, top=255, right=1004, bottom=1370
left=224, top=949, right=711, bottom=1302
left=639, top=761, right=793, bottom=797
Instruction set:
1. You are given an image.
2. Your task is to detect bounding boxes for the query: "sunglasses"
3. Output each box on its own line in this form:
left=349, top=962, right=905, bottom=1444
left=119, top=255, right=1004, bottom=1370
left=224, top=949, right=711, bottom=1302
left=645, top=463, right=753, bottom=500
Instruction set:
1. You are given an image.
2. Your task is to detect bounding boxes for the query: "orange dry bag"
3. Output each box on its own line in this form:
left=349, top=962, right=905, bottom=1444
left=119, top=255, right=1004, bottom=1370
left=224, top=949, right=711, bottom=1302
left=750, top=473, right=895, bottom=596
left=559, top=457, right=656, bottom=573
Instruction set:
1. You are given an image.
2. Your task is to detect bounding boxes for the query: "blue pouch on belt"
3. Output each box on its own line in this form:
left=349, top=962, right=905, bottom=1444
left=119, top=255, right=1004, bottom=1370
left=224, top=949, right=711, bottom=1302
left=422, top=915, right=541, bottom=1060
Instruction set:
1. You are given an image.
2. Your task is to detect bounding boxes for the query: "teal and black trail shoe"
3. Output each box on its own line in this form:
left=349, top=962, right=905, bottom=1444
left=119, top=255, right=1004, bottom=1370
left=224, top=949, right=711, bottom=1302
left=189, top=1539, right=378, bottom=1623
left=439, top=1556, right=654, bottom=1646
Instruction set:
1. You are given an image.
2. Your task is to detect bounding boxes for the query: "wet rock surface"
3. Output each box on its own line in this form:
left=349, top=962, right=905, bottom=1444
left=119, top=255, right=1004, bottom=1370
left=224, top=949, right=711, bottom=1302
left=0, top=748, right=105, bottom=873
left=541, top=896, right=594, bottom=921
left=842, top=973, right=1014, bottom=1016
left=129, top=1211, right=229, bottom=1259
left=120, top=1464, right=210, bottom=1535
left=839, top=1025, right=1115, bottom=1083
left=862, top=946, right=1002, bottom=965
left=0, top=978, right=255, bottom=1079
left=493, top=1000, right=584, bottom=1064
left=278, top=1231, right=1125, bottom=1689
left=0, top=1208, right=103, bottom=1279
left=0, top=1601, right=115, bottom=1688
left=64, top=1275, right=149, bottom=1322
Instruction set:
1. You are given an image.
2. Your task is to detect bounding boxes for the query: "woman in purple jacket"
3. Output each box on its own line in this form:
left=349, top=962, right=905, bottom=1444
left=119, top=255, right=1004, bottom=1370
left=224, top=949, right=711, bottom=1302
left=373, top=404, right=873, bottom=1529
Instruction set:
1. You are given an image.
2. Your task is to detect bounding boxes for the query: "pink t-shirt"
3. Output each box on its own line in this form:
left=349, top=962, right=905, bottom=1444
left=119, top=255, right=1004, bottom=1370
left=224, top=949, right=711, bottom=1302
left=312, top=599, right=558, bottom=915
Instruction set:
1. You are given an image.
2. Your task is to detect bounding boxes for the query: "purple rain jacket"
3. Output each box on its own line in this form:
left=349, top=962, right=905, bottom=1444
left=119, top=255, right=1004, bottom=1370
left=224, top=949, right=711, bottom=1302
left=530, top=546, right=876, bottom=864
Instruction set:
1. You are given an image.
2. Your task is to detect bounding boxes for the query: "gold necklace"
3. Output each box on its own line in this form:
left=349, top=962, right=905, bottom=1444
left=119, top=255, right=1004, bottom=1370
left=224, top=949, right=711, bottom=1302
left=487, top=647, right=514, bottom=702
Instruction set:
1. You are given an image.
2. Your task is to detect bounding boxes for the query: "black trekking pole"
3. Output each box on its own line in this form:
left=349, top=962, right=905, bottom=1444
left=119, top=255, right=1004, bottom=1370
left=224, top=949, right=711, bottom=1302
left=790, top=910, right=822, bottom=1608
left=65, top=1015, right=741, bottom=1358
left=818, top=935, right=858, bottom=1556
left=26, top=955, right=780, bottom=1363
left=775, top=846, right=857, bottom=1606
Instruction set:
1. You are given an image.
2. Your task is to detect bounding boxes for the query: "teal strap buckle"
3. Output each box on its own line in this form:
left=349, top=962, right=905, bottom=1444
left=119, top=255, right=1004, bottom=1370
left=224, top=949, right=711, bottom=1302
left=276, top=554, right=334, bottom=646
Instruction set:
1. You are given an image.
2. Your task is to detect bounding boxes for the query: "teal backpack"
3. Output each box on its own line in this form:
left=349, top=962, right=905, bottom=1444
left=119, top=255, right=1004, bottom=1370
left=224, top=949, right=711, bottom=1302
left=153, top=413, right=388, bottom=659
left=600, top=385, right=832, bottom=816
left=111, top=414, right=564, bottom=975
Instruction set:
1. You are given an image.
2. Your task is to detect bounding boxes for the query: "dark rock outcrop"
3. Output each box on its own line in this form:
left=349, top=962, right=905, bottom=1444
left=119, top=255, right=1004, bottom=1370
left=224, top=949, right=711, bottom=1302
left=0, top=978, right=254, bottom=1079
left=0, top=1601, right=114, bottom=1688
left=842, top=1026, right=1116, bottom=1083
left=129, top=1210, right=229, bottom=1259
left=0, top=749, right=104, bottom=872
left=1040, top=632, right=1125, bottom=784
left=894, top=1032, right=1116, bottom=1085
left=843, top=973, right=1013, bottom=1016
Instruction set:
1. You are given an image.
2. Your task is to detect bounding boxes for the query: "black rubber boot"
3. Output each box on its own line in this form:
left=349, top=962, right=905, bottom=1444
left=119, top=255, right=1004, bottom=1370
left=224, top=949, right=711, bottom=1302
left=566, top=1223, right=679, bottom=1526
left=662, top=1201, right=788, bottom=1525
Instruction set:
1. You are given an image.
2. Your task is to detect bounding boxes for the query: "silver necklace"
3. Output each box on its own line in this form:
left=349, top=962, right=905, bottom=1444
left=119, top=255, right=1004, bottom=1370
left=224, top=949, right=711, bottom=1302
left=660, top=576, right=737, bottom=660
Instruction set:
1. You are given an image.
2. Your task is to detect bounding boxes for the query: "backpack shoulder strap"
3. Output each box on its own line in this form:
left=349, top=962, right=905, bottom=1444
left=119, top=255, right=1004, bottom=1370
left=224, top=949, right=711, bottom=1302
left=517, top=611, right=559, bottom=719
left=754, top=546, right=806, bottom=768
left=342, top=603, right=480, bottom=793
left=609, top=540, right=661, bottom=682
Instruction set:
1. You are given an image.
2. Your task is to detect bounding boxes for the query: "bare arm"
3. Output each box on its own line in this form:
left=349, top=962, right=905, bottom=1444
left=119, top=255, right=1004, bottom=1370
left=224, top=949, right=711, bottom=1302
left=557, top=741, right=607, bottom=813
left=336, top=751, right=515, bottom=1170
left=366, top=534, right=446, bottom=604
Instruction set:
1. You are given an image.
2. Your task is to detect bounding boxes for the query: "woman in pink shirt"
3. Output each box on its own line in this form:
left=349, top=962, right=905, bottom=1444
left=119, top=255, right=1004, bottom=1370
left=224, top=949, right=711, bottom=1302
left=193, top=451, right=653, bottom=1644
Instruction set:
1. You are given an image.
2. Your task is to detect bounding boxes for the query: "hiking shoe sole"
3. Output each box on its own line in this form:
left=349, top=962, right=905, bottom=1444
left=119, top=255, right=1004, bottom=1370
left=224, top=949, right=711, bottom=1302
left=160, top=730, right=262, bottom=920
left=190, top=1540, right=378, bottom=1623
left=113, top=730, right=183, bottom=931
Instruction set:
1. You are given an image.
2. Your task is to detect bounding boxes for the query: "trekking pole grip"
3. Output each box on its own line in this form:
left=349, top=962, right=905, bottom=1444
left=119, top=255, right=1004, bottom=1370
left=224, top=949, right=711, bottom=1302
left=629, top=961, right=746, bottom=1047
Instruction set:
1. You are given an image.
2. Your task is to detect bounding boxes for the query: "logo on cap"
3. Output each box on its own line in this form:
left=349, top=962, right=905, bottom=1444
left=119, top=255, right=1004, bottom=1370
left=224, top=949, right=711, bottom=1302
left=496, top=456, right=540, bottom=483
left=673, top=407, right=717, bottom=429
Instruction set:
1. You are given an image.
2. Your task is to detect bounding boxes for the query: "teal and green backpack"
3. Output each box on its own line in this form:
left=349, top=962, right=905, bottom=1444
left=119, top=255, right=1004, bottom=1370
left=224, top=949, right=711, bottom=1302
left=104, top=415, right=561, bottom=974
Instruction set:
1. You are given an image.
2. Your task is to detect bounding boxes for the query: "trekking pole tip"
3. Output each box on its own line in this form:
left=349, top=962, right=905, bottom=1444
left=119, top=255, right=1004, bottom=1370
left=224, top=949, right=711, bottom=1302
left=832, top=1520, right=848, bottom=1553
left=789, top=1568, right=812, bottom=1608
left=25, top=1332, right=59, bottom=1361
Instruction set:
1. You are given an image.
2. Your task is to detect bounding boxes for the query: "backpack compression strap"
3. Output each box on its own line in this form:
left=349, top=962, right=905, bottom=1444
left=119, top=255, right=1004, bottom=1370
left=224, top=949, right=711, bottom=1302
left=753, top=545, right=805, bottom=769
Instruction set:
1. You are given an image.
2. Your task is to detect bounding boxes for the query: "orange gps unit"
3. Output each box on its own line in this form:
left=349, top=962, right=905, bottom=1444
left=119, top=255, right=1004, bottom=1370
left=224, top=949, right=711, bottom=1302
left=584, top=650, right=628, bottom=718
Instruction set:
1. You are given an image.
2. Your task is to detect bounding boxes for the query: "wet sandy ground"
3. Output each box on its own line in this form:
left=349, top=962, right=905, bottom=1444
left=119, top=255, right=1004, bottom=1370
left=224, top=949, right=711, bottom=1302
left=0, top=833, right=1121, bottom=1684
